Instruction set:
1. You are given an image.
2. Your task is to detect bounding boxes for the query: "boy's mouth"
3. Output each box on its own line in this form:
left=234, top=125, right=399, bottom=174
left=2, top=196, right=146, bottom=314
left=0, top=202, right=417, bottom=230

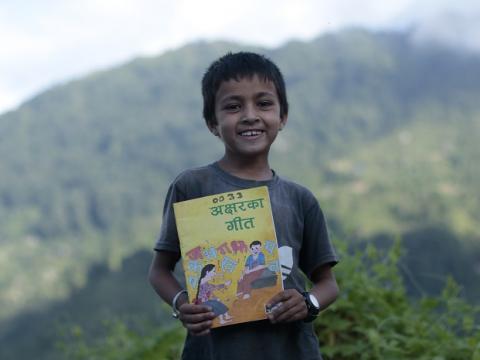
left=239, top=130, right=264, bottom=137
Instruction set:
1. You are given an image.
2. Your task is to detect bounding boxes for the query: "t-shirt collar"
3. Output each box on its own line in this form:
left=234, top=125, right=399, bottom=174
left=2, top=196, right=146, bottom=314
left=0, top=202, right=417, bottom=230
left=210, top=162, right=278, bottom=189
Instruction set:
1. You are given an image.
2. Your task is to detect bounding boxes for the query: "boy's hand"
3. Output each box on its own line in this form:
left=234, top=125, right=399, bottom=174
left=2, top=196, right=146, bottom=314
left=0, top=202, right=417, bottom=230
left=178, top=303, right=216, bottom=336
left=266, top=289, right=307, bottom=323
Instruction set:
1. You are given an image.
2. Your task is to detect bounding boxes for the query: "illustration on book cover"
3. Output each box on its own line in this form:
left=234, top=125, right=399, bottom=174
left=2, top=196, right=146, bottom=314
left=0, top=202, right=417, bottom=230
left=173, top=186, right=283, bottom=328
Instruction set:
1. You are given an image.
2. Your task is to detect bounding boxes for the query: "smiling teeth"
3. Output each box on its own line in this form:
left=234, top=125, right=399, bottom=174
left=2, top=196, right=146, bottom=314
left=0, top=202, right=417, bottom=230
left=240, top=130, right=262, bottom=136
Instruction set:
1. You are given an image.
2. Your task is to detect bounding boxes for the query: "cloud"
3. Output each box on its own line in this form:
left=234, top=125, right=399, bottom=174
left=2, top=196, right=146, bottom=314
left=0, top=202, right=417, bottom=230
left=0, top=0, right=178, bottom=112
left=410, top=10, right=480, bottom=52
left=1, top=0, right=479, bottom=115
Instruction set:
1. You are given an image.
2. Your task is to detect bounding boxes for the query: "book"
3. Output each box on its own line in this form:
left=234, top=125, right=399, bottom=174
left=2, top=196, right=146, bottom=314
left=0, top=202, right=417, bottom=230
left=173, top=186, right=283, bottom=328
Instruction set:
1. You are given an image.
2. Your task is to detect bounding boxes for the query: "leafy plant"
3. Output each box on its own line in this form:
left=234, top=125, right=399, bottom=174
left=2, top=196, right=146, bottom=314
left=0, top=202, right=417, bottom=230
left=315, top=240, right=480, bottom=360
left=61, top=240, right=479, bottom=359
left=59, top=320, right=185, bottom=360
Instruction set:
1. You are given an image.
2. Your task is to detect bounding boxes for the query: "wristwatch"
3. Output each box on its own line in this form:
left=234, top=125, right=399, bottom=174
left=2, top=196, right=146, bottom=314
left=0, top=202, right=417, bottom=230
left=302, top=292, right=320, bottom=322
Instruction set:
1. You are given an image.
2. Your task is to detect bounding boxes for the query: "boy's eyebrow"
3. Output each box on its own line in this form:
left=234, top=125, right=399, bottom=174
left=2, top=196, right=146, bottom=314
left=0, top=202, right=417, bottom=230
left=218, top=95, right=242, bottom=103
left=254, top=91, right=276, bottom=98
left=218, top=91, right=276, bottom=104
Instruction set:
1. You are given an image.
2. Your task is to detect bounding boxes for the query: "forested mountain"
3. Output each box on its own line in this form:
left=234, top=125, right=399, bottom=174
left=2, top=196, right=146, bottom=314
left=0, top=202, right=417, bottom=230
left=1, top=29, right=479, bottom=359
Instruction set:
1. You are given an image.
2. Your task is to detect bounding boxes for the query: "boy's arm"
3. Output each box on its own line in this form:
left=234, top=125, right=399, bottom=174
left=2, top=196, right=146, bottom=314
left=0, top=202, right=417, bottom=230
left=308, top=263, right=339, bottom=313
left=267, top=263, right=339, bottom=323
left=149, top=251, right=216, bottom=336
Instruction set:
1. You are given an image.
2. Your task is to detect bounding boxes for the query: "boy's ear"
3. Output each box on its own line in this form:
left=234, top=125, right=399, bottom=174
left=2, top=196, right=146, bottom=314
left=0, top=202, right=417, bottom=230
left=279, top=115, right=288, bottom=131
left=208, top=122, right=220, bottom=137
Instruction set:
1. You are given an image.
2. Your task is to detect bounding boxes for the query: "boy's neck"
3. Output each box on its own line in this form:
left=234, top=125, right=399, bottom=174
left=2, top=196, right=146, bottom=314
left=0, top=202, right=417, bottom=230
left=217, top=156, right=273, bottom=181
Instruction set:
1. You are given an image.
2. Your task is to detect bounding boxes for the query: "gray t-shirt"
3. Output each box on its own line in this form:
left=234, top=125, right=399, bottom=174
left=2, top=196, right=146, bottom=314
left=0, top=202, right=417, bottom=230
left=155, top=162, right=338, bottom=360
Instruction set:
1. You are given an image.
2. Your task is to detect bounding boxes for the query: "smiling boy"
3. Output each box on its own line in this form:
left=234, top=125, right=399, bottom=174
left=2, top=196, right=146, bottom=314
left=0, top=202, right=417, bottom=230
left=149, top=52, right=339, bottom=360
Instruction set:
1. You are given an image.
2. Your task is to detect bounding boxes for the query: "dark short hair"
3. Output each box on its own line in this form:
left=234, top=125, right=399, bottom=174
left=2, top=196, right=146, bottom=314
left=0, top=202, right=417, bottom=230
left=250, top=240, right=262, bottom=248
left=201, top=52, right=289, bottom=126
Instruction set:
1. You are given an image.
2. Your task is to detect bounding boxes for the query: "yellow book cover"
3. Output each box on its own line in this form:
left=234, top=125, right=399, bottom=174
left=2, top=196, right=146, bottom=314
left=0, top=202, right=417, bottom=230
left=173, top=186, right=283, bottom=328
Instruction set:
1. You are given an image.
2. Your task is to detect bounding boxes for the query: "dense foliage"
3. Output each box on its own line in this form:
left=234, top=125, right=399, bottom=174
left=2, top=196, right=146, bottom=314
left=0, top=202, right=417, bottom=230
left=315, top=240, right=480, bottom=359
left=60, top=240, right=480, bottom=359
left=60, top=322, right=184, bottom=360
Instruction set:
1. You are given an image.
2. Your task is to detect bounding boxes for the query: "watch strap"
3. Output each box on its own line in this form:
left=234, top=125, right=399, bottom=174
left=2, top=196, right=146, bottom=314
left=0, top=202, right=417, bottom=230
left=302, top=291, right=320, bottom=322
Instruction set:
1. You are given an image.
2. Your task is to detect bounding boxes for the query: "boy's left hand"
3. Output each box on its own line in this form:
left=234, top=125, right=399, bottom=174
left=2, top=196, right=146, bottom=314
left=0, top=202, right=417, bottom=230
left=266, top=289, right=307, bottom=323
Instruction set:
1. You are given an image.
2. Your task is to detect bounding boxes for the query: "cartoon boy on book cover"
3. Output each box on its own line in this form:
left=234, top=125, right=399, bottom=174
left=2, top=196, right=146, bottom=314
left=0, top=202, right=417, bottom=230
left=237, top=240, right=267, bottom=299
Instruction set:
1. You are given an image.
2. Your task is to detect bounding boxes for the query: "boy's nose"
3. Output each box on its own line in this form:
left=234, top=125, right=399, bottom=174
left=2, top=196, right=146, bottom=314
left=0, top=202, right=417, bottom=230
left=240, top=116, right=260, bottom=124
left=241, top=105, right=260, bottom=123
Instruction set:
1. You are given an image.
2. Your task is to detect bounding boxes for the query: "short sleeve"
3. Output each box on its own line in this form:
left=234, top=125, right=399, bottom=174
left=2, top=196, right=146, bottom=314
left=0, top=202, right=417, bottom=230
left=245, top=255, right=253, bottom=268
left=299, top=199, right=339, bottom=279
left=259, top=253, right=266, bottom=265
left=154, top=181, right=185, bottom=253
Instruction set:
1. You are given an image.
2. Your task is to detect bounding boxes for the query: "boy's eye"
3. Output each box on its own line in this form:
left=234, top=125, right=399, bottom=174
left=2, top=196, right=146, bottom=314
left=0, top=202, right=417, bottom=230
left=258, top=100, right=273, bottom=108
left=223, top=103, right=241, bottom=112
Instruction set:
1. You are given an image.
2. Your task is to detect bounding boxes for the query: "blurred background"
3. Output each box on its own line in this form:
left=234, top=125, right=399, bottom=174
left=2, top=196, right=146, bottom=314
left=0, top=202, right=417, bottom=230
left=1, top=1, right=479, bottom=359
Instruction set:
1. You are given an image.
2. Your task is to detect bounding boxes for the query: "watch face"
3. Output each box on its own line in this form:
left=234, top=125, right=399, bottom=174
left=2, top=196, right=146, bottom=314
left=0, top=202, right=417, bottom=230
left=309, top=294, right=320, bottom=309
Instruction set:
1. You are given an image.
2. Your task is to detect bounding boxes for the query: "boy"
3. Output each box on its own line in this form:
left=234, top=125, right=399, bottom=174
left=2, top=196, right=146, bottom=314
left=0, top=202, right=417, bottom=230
left=237, top=240, right=267, bottom=299
left=149, top=52, right=339, bottom=360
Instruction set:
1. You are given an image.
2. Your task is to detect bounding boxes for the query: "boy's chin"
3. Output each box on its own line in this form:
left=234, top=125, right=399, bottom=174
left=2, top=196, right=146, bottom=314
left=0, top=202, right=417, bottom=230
left=229, top=144, right=272, bottom=157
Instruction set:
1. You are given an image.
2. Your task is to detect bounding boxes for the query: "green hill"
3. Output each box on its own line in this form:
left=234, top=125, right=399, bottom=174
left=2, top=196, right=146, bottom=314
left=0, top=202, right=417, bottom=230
left=0, top=28, right=480, bottom=359
left=0, top=250, right=174, bottom=360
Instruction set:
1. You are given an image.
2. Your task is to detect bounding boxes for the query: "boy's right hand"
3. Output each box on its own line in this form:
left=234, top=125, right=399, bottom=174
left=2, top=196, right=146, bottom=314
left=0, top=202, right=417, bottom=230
left=178, top=303, right=216, bottom=336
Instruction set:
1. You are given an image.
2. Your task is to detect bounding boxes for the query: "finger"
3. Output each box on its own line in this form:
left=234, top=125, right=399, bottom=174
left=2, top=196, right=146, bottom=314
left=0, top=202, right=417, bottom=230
left=180, top=311, right=216, bottom=324
left=269, top=291, right=306, bottom=322
left=267, top=290, right=291, bottom=307
left=179, top=303, right=213, bottom=314
left=267, top=289, right=301, bottom=311
left=269, top=300, right=292, bottom=318
left=281, top=290, right=303, bottom=307
left=184, top=319, right=214, bottom=334
left=273, top=302, right=307, bottom=323
left=270, top=305, right=307, bottom=323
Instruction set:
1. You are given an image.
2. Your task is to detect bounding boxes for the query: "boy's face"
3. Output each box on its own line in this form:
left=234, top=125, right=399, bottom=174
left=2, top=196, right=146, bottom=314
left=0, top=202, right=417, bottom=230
left=209, top=75, right=287, bottom=160
left=250, top=244, right=262, bottom=255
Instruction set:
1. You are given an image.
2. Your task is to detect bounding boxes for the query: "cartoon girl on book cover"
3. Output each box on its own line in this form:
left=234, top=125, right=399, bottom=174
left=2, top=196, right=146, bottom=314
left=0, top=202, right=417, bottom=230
left=195, top=264, right=233, bottom=324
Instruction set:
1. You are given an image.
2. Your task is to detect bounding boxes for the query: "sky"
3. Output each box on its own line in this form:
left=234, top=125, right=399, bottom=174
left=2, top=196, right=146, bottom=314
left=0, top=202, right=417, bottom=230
left=1, top=0, right=479, bottom=115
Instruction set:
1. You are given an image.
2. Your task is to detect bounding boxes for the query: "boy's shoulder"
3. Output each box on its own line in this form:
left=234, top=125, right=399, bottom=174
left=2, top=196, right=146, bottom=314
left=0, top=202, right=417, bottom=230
left=172, top=164, right=215, bottom=186
left=275, top=173, right=319, bottom=206
left=168, top=163, right=223, bottom=199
